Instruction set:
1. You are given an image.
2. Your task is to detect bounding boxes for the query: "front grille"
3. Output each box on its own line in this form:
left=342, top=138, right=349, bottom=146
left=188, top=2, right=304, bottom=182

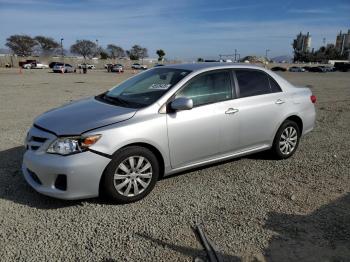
left=27, top=135, right=49, bottom=151
left=31, top=136, right=47, bottom=143
left=27, top=169, right=42, bottom=185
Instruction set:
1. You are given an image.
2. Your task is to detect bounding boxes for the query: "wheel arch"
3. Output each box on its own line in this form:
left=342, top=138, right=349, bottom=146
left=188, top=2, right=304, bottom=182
left=284, top=115, right=303, bottom=134
left=98, top=142, right=165, bottom=196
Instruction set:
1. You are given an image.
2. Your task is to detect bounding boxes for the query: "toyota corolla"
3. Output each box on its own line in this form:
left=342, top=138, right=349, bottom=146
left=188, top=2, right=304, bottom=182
left=23, top=63, right=316, bottom=203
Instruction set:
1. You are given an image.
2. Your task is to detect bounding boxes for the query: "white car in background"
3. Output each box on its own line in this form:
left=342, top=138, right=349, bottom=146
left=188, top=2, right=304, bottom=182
left=52, top=63, right=76, bottom=73
left=78, top=64, right=96, bottom=69
left=33, top=63, right=49, bottom=69
left=131, top=63, right=148, bottom=70
left=23, top=62, right=49, bottom=69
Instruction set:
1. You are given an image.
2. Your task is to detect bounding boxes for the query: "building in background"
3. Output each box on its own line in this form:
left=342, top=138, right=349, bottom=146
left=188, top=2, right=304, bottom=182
left=293, top=32, right=311, bottom=53
left=335, top=29, right=350, bottom=55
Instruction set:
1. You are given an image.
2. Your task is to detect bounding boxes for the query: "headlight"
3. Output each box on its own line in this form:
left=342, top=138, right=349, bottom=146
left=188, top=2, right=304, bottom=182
left=47, top=135, right=101, bottom=155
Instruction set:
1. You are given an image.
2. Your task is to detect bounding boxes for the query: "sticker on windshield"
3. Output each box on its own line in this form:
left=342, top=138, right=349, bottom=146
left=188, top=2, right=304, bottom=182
left=149, top=83, right=171, bottom=90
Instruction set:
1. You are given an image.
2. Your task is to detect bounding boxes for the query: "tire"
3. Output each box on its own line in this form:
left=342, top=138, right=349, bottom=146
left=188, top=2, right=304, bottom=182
left=272, top=120, right=300, bottom=159
left=101, top=146, right=159, bottom=204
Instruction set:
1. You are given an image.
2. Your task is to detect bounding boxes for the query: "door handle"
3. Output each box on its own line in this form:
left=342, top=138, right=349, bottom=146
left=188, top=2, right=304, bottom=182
left=225, top=108, right=239, bottom=114
left=275, top=99, right=285, bottom=105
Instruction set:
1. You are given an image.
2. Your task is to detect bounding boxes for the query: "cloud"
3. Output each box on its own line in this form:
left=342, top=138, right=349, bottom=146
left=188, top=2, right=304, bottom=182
left=289, top=8, right=331, bottom=14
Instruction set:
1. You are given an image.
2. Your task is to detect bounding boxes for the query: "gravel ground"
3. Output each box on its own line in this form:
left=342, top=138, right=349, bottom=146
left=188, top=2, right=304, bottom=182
left=0, top=68, right=349, bottom=262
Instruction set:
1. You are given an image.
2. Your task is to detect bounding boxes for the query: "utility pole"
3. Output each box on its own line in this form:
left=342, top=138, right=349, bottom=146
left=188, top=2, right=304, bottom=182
left=265, top=49, right=270, bottom=60
left=95, top=39, right=99, bottom=58
left=60, top=38, right=64, bottom=61
left=234, top=49, right=237, bottom=62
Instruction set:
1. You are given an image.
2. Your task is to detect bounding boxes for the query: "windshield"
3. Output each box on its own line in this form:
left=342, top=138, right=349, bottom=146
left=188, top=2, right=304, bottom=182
left=103, top=68, right=191, bottom=108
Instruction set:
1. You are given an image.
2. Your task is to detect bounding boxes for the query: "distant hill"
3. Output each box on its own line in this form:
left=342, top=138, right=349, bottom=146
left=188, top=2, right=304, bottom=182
left=271, top=55, right=293, bottom=63
left=0, top=48, right=10, bottom=54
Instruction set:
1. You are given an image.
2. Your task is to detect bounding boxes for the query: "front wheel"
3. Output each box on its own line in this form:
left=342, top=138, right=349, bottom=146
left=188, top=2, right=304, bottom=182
left=101, top=146, right=159, bottom=203
left=272, top=120, right=300, bottom=159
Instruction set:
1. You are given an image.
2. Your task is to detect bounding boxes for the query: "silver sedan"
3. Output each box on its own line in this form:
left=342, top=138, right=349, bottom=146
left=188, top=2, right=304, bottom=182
left=23, top=63, right=316, bottom=203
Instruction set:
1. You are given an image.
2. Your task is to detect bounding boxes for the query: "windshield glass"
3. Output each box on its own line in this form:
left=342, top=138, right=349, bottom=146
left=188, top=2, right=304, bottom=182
left=104, top=68, right=191, bottom=108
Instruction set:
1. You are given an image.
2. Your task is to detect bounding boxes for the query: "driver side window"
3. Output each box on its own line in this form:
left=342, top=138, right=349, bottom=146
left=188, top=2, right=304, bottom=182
left=176, top=71, right=233, bottom=107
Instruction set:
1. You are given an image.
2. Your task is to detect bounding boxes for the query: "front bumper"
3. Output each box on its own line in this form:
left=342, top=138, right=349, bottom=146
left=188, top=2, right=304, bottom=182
left=22, top=149, right=111, bottom=200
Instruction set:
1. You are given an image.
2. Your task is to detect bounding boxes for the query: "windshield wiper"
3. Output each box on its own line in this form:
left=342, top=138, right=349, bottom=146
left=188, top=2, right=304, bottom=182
left=102, top=94, right=131, bottom=107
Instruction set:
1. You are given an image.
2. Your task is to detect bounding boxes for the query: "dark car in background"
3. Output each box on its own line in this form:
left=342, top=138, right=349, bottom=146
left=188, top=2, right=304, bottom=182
left=289, top=66, right=305, bottom=72
left=271, top=66, right=287, bottom=72
left=49, top=62, right=61, bottom=68
left=308, top=67, right=324, bottom=73
left=334, top=62, right=350, bottom=72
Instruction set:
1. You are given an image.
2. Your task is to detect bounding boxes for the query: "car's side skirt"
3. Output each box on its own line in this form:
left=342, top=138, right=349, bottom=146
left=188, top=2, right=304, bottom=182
left=165, top=144, right=271, bottom=176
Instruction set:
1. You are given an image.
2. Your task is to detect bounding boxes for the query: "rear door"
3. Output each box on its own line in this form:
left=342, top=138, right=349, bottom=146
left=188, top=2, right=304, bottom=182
left=221, top=69, right=287, bottom=152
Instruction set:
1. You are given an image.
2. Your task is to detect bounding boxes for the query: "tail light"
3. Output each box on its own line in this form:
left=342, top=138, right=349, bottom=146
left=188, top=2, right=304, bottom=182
left=310, top=95, right=316, bottom=104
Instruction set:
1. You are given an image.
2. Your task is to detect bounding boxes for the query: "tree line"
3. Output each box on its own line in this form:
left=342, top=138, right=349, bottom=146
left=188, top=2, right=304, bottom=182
left=293, top=44, right=348, bottom=63
left=5, top=35, right=166, bottom=61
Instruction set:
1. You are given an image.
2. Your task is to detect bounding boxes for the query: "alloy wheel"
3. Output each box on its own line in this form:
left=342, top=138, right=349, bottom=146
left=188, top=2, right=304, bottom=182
left=113, top=156, right=153, bottom=197
left=279, top=126, right=298, bottom=155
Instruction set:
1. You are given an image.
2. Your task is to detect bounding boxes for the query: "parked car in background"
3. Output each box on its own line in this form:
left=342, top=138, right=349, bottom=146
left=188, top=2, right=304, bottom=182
left=49, top=62, right=60, bottom=68
left=22, top=62, right=49, bottom=69
left=23, top=63, right=316, bottom=203
left=289, top=66, right=305, bottom=72
left=19, top=59, right=37, bottom=68
left=131, top=63, right=148, bottom=70
left=78, top=64, right=96, bottom=69
left=302, top=66, right=312, bottom=72
left=104, top=63, right=113, bottom=69
left=23, top=63, right=33, bottom=69
left=271, top=66, right=287, bottom=72
left=110, top=64, right=124, bottom=72
left=334, top=62, right=350, bottom=72
left=308, top=67, right=324, bottom=73
left=318, top=66, right=334, bottom=72
left=52, top=63, right=76, bottom=73
left=32, top=63, right=49, bottom=69
left=154, top=64, right=165, bottom=67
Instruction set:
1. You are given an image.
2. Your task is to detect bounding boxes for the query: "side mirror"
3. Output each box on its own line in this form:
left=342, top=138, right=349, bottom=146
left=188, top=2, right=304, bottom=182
left=170, top=97, right=193, bottom=111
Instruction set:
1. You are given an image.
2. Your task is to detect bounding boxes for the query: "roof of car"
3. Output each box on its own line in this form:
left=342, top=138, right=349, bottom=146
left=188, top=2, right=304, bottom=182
left=162, top=62, right=265, bottom=71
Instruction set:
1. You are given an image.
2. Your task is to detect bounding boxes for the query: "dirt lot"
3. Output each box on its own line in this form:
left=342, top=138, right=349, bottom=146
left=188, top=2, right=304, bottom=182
left=0, top=68, right=349, bottom=262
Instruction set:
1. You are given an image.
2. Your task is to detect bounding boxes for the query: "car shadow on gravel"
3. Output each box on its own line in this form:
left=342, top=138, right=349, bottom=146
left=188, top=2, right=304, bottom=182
left=264, top=193, right=350, bottom=261
left=134, top=233, right=241, bottom=262
left=0, top=146, right=83, bottom=209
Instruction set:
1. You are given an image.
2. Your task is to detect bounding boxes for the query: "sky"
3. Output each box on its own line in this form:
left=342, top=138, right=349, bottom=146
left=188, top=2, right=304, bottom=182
left=0, top=0, right=349, bottom=60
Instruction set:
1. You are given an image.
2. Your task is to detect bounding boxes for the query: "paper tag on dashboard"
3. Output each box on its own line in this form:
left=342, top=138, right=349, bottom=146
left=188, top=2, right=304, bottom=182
left=149, top=84, right=171, bottom=90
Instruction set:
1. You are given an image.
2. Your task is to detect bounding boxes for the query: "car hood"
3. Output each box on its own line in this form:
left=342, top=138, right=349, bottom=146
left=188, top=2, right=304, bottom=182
left=34, top=97, right=137, bottom=136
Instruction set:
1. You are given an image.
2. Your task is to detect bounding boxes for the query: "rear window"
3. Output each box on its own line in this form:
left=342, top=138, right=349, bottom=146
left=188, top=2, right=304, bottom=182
left=236, top=70, right=271, bottom=97
left=268, top=76, right=282, bottom=93
left=235, top=70, right=281, bottom=97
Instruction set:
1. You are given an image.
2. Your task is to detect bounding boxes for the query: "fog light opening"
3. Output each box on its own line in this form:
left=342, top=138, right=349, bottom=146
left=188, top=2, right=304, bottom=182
left=55, top=175, right=67, bottom=191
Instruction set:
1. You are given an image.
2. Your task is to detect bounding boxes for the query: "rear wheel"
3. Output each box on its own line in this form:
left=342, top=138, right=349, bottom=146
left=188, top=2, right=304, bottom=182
left=272, top=120, right=300, bottom=159
left=102, top=146, right=159, bottom=203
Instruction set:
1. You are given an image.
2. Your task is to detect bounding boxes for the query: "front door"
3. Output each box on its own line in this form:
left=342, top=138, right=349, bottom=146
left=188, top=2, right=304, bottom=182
left=166, top=70, right=234, bottom=168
